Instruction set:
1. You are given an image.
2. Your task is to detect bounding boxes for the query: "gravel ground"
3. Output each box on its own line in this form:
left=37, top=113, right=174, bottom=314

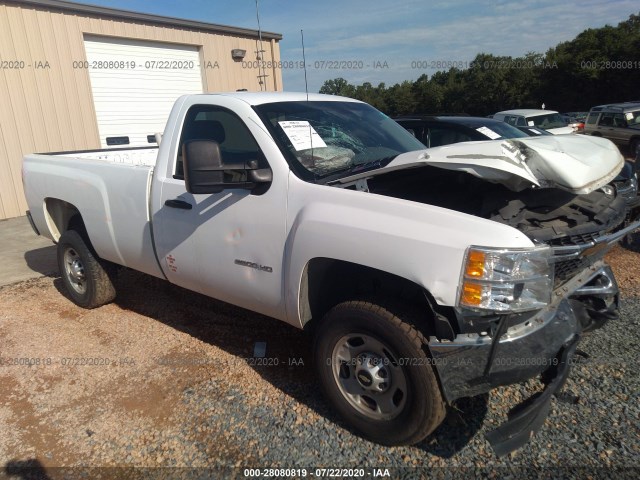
left=0, top=245, right=639, bottom=479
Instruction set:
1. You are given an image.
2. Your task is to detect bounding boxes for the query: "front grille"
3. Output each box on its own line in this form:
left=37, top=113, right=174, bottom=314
left=549, top=232, right=601, bottom=247
left=554, top=257, right=590, bottom=286
left=550, top=231, right=608, bottom=287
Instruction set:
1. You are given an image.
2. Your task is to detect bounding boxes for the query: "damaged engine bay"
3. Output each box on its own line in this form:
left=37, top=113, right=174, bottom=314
left=367, top=165, right=626, bottom=241
left=367, top=165, right=628, bottom=289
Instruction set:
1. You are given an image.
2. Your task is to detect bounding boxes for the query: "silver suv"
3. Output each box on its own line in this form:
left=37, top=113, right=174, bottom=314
left=584, top=102, right=640, bottom=156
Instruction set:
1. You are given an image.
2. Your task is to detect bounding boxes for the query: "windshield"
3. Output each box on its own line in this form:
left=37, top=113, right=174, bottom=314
left=528, top=113, right=566, bottom=130
left=517, top=126, right=553, bottom=136
left=254, top=101, right=426, bottom=182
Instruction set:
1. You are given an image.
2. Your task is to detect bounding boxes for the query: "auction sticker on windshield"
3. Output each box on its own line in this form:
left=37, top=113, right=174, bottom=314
left=279, top=121, right=327, bottom=151
left=476, top=126, right=501, bottom=140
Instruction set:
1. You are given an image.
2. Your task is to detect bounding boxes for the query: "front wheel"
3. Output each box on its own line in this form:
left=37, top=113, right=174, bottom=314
left=57, top=230, right=116, bottom=309
left=313, top=300, right=446, bottom=445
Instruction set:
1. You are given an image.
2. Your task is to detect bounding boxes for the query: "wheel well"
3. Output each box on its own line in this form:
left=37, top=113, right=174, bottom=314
left=43, top=198, right=86, bottom=242
left=298, top=258, right=456, bottom=339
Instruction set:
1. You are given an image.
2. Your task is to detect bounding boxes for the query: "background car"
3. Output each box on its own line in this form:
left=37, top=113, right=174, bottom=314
left=564, top=111, right=588, bottom=122
left=493, top=109, right=574, bottom=134
left=560, top=112, right=587, bottom=133
left=394, top=115, right=531, bottom=147
left=583, top=102, right=640, bottom=157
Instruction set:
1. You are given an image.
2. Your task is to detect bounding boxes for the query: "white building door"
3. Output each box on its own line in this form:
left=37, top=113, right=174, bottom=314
left=84, top=35, right=203, bottom=148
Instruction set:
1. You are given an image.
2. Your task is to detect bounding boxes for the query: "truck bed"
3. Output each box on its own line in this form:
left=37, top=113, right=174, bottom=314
left=44, top=146, right=159, bottom=166
left=23, top=147, right=164, bottom=279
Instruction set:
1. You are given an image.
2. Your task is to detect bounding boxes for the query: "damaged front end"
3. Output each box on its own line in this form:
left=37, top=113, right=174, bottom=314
left=428, top=219, right=632, bottom=456
left=429, top=260, right=622, bottom=456
left=355, top=134, right=640, bottom=456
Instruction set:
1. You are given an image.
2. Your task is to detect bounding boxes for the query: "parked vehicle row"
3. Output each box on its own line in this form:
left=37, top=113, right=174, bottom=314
left=487, top=102, right=640, bottom=156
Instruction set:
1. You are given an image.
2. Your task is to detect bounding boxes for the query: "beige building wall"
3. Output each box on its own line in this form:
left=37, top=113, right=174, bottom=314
left=0, top=1, right=283, bottom=220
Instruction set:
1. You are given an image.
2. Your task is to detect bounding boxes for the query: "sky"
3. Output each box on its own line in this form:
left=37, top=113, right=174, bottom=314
left=80, top=0, right=638, bottom=92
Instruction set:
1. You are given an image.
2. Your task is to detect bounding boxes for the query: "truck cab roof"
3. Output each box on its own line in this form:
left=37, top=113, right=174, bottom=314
left=194, top=92, right=363, bottom=106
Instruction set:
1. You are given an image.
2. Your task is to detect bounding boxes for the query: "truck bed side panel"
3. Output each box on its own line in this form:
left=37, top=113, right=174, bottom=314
left=23, top=154, right=163, bottom=278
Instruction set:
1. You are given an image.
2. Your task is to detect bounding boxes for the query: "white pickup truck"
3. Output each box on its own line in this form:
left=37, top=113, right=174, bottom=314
left=22, top=92, right=639, bottom=456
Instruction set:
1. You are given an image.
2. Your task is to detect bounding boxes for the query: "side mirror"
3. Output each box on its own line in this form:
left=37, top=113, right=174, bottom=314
left=183, top=140, right=272, bottom=195
left=183, top=140, right=225, bottom=194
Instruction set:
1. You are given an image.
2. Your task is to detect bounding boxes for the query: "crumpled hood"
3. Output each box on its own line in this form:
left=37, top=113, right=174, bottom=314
left=337, top=135, right=624, bottom=194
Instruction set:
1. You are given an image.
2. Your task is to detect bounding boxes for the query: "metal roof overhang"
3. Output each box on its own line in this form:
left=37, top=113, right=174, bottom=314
left=3, top=0, right=283, bottom=40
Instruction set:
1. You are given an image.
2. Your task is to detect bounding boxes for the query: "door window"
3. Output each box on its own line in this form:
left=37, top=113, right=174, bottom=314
left=175, top=105, right=265, bottom=179
left=586, top=113, right=599, bottom=125
left=427, top=127, right=473, bottom=147
left=612, top=114, right=627, bottom=128
left=598, top=113, right=614, bottom=127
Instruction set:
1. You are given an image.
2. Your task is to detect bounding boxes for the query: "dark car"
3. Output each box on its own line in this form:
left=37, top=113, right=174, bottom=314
left=393, top=115, right=531, bottom=147
left=395, top=115, right=639, bottom=233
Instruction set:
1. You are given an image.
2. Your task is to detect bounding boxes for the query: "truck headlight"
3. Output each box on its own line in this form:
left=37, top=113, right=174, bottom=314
left=458, top=246, right=553, bottom=312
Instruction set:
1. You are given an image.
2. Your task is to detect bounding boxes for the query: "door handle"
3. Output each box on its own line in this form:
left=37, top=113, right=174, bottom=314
left=164, top=198, right=192, bottom=210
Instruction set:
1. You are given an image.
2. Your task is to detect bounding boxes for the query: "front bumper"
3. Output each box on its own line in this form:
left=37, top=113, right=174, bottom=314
left=428, top=263, right=619, bottom=455
left=485, top=334, right=579, bottom=457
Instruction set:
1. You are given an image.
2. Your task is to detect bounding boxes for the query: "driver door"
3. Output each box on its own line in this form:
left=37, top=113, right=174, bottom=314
left=153, top=104, right=288, bottom=320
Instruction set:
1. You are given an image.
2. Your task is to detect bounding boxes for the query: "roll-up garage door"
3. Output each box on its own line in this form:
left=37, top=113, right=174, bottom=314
left=84, top=35, right=203, bottom=148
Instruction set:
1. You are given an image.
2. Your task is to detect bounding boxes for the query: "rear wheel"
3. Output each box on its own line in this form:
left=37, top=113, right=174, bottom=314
left=313, top=300, right=446, bottom=445
left=57, top=230, right=116, bottom=308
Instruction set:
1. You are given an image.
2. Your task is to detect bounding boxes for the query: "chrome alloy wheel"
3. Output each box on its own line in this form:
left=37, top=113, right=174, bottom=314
left=63, top=247, right=87, bottom=295
left=331, top=333, right=407, bottom=420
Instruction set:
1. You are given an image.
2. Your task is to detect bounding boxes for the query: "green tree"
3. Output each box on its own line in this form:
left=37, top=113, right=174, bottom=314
left=319, top=77, right=356, bottom=97
left=318, top=12, right=640, bottom=116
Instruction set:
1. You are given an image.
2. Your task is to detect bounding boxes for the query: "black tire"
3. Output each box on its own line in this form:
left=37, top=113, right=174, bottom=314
left=313, top=300, right=446, bottom=446
left=57, top=230, right=116, bottom=308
